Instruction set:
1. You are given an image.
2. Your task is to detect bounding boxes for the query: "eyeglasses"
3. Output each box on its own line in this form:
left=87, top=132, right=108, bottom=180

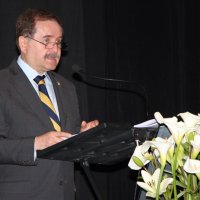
left=26, top=36, right=66, bottom=49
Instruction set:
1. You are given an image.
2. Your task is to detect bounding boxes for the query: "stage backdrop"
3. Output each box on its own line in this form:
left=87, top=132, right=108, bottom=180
left=0, top=0, right=199, bottom=199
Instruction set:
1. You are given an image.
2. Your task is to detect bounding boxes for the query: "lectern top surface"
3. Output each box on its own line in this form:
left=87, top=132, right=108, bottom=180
left=37, top=123, right=158, bottom=165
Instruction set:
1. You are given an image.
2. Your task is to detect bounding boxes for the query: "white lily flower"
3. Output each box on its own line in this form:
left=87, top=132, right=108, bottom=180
left=184, top=158, right=200, bottom=173
left=141, top=139, right=173, bottom=167
left=183, top=158, right=200, bottom=180
left=154, top=136, right=175, bottom=163
left=154, top=112, right=187, bottom=145
left=128, top=145, right=150, bottom=170
left=191, top=134, right=200, bottom=159
left=178, top=112, right=200, bottom=128
left=154, top=112, right=178, bottom=124
left=137, top=169, right=173, bottom=198
left=129, top=112, right=200, bottom=198
left=164, top=121, right=187, bottom=145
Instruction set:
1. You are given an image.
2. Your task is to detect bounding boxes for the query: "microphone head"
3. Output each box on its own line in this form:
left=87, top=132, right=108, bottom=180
left=72, top=64, right=85, bottom=81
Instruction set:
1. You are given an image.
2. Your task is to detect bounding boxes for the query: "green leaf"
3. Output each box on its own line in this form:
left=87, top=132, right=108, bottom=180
left=177, top=190, right=186, bottom=199
left=175, top=180, right=187, bottom=188
left=193, top=195, right=200, bottom=200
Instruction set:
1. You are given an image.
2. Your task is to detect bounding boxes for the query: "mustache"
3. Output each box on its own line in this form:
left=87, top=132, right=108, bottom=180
left=45, top=53, right=60, bottom=59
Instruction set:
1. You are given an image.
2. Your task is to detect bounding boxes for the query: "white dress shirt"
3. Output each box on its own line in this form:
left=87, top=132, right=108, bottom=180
left=17, top=56, right=60, bottom=159
left=17, top=56, right=60, bottom=118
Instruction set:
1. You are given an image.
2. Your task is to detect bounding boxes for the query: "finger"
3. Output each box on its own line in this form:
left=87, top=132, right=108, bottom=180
left=91, top=120, right=99, bottom=126
left=57, top=132, right=72, bottom=138
left=81, top=121, right=87, bottom=127
left=94, top=120, right=99, bottom=126
left=89, top=120, right=99, bottom=128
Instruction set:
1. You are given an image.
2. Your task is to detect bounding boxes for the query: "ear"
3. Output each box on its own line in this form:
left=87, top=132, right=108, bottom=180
left=18, top=36, right=28, bottom=53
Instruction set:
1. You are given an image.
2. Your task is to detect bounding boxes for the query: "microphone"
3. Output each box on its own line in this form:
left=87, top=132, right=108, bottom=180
left=72, top=64, right=149, bottom=120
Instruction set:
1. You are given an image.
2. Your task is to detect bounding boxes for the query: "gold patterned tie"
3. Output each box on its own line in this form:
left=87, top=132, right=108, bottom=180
left=34, top=75, right=61, bottom=131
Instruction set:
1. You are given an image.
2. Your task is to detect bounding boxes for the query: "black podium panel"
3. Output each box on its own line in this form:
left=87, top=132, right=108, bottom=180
left=37, top=123, right=158, bottom=165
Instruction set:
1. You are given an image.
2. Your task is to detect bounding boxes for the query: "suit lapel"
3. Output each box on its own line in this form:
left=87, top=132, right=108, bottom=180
left=9, top=61, right=54, bottom=130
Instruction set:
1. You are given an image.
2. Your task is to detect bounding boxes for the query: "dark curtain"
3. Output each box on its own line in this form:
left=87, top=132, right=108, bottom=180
left=0, top=0, right=200, bottom=200
left=77, top=1, right=200, bottom=199
left=83, top=0, right=200, bottom=123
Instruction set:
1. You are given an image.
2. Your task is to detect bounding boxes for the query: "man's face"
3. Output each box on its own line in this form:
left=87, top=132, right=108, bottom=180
left=20, top=20, right=63, bottom=74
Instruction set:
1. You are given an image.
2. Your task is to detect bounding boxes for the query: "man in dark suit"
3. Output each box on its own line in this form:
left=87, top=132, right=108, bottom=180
left=0, top=9, right=98, bottom=200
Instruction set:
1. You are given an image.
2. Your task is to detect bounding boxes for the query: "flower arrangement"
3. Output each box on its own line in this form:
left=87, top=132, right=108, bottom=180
left=128, top=112, right=200, bottom=200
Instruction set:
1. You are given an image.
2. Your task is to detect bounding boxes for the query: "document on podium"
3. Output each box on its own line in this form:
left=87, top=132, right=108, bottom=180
left=134, top=119, right=158, bottom=128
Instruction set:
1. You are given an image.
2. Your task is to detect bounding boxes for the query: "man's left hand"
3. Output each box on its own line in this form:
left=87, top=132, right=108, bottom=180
left=80, top=120, right=99, bottom=132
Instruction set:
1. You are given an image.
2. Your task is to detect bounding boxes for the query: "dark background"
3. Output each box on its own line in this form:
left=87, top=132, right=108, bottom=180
left=0, top=0, right=200, bottom=199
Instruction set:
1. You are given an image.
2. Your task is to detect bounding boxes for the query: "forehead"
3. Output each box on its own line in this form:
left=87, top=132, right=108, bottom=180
left=34, top=20, right=63, bottom=38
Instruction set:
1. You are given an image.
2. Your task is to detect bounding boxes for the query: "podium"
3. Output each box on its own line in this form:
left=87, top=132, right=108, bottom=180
left=38, top=123, right=158, bottom=200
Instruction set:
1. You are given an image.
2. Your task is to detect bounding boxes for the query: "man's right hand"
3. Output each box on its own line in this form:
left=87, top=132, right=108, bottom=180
left=34, top=131, right=72, bottom=150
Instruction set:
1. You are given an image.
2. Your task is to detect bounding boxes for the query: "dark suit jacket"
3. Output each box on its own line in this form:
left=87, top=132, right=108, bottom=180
left=0, top=59, right=81, bottom=200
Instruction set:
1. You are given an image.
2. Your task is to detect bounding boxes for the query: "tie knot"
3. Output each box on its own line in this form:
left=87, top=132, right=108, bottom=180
left=34, top=75, right=46, bottom=85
